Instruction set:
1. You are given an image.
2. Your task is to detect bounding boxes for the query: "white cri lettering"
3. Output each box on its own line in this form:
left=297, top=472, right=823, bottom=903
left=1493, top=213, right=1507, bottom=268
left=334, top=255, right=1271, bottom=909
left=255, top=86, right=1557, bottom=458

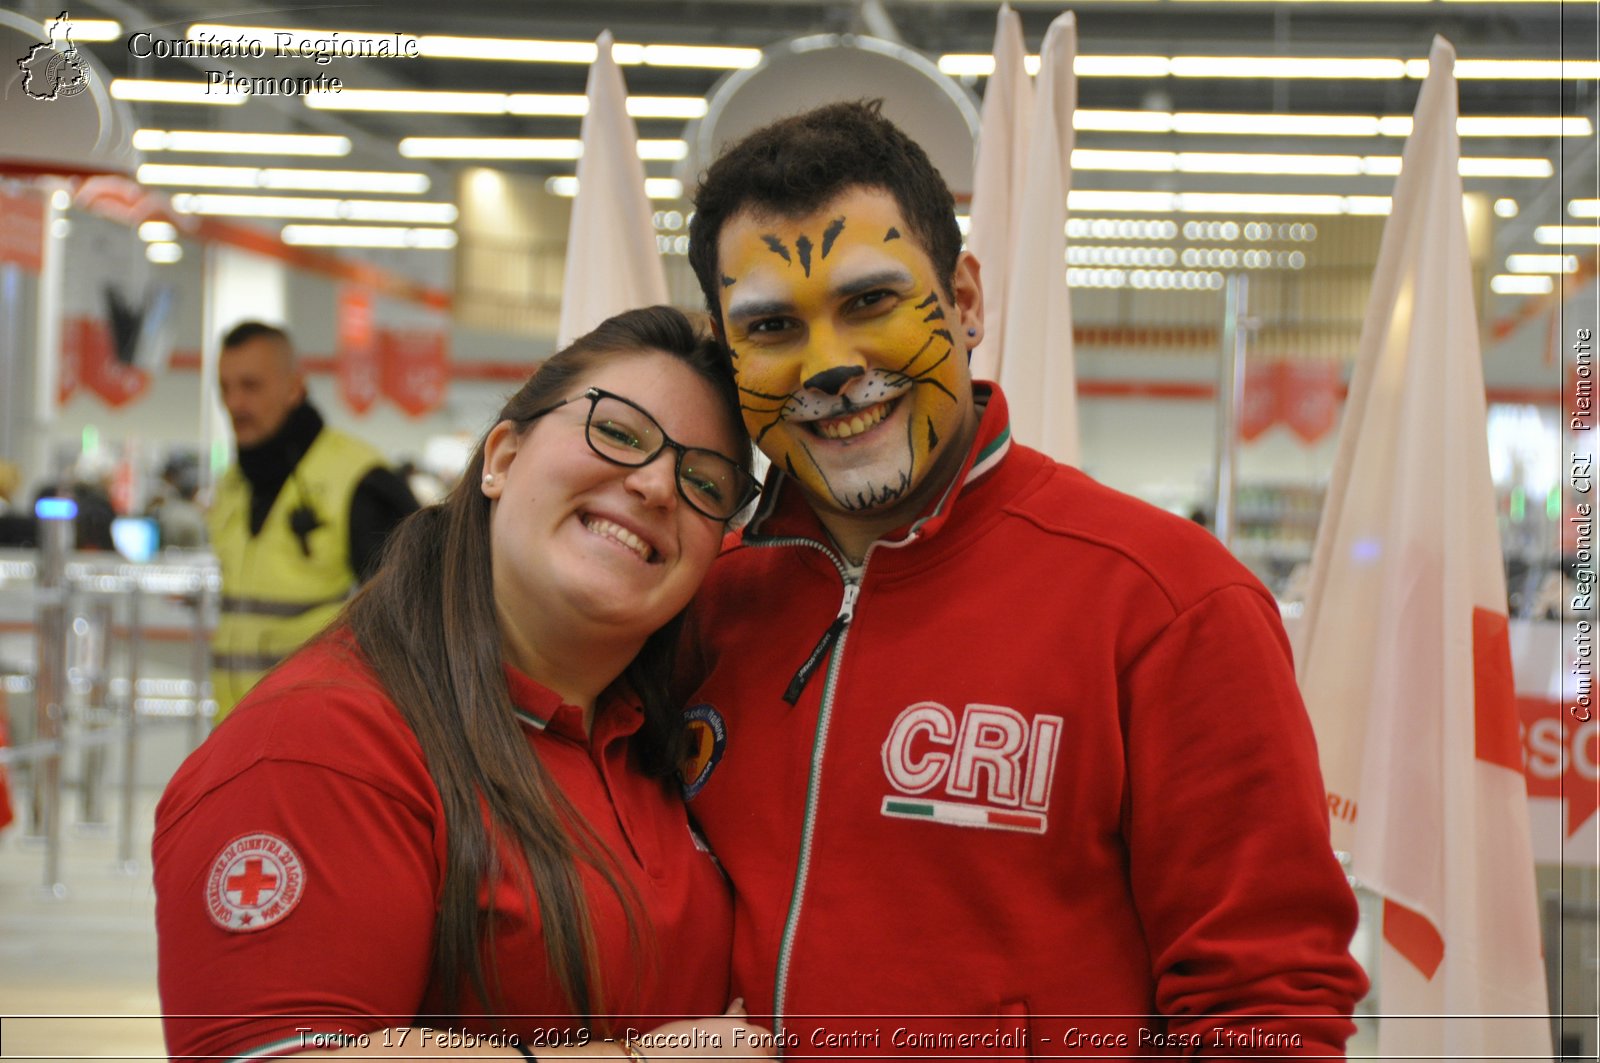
left=881, top=701, right=955, bottom=793
left=947, top=705, right=1029, bottom=805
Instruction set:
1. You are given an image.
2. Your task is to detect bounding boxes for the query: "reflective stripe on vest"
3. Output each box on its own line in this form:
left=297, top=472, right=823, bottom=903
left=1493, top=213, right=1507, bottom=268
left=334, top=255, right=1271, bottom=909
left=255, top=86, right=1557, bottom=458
left=206, top=426, right=384, bottom=718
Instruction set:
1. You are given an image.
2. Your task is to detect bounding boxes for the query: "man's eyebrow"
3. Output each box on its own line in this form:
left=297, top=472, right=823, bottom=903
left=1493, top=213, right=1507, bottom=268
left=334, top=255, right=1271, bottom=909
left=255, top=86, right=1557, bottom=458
left=726, top=296, right=794, bottom=321
left=834, top=268, right=915, bottom=298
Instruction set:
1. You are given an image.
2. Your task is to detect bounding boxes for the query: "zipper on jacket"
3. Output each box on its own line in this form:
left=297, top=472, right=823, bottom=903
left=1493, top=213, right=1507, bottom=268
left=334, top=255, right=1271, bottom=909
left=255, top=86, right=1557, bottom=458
left=781, top=581, right=859, bottom=705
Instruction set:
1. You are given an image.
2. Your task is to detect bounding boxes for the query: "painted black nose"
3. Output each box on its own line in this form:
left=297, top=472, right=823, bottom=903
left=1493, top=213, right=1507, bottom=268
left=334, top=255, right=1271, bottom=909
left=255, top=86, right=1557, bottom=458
left=803, top=366, right=864, bottom=395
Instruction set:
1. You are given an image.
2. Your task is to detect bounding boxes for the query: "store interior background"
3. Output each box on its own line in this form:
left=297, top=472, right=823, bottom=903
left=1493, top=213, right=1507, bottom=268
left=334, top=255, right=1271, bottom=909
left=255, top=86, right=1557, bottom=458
left=0, top=0, right=1595, bottom=1059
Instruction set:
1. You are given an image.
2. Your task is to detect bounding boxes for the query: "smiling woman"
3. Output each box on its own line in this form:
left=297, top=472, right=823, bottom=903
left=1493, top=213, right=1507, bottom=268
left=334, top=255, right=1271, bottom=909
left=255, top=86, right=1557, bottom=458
left=152, top=307, right=770, bottom=1062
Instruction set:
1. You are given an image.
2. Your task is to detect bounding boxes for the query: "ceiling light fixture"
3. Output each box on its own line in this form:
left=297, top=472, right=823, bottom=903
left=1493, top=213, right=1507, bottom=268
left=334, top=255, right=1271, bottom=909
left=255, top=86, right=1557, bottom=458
left=1535, top=226, right=1600, bottom=245
left=1506, top=254, right=1579, bottom=274
left=170, top=193, right=457, bottom=223
left=1490, top=274, right=1554, bottom=295
left=1074, top=110, right=1591, bottom=138
left=110, top=79, right=243, bottom=105
left=941, top=53, right=1600, bottom=82
left=304, top=88, right=709, bottom=119
left=280, top=225, right=458, bottom=249
left=131, top=129, right=352, bottom=155
left=136, top=164, right=431, bottom=194
left=399, top=138, right=686, bottom=160
left=544, top=176, right=684, bottom=199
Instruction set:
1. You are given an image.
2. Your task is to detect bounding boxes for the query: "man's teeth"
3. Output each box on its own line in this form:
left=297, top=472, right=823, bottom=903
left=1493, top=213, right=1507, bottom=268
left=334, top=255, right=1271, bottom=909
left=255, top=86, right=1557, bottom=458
left=583, top=517, right=653, bottom=562
left=816, top=401, right=890, bottom=440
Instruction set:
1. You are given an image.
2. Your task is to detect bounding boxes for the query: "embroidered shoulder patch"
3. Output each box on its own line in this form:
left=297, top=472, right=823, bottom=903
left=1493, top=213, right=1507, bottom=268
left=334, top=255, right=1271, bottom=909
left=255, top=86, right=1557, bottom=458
left=206, top=831, right=306, bottom=933
left=680, top=703, right=726, bottom=800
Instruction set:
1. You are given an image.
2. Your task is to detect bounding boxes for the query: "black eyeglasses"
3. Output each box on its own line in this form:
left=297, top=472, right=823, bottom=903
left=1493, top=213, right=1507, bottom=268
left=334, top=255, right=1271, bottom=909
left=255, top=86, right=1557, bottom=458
left=527, top=387, right=759, bottom=522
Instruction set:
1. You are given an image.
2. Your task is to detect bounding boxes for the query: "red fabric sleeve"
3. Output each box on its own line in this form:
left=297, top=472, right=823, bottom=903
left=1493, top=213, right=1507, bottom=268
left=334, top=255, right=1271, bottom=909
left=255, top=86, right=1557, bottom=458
left=155, top=754, right=442, bottom=1061
left=1120, top=584, right=1369, bottom=1057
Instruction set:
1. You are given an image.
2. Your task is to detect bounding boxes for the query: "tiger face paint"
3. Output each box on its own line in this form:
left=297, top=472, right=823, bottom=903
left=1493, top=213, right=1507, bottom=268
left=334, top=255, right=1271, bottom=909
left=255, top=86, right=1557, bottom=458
left=716, top=188, right=983, bottom=536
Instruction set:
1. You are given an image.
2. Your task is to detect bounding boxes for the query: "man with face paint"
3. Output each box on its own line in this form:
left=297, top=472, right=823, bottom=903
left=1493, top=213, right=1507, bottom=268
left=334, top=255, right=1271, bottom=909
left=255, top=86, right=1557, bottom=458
left=679, top=102, right=1367, bottom=1057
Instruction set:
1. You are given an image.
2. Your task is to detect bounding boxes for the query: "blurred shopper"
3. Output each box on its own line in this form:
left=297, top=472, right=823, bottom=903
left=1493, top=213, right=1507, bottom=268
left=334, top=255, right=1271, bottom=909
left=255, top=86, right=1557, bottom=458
left=208, top=322, right=417, bottom=718
left=678, top=101, right=1368, bottom=1055
left=156, top=307, right=768, bottom=1061
left=146, top=451, right=205, bottom=549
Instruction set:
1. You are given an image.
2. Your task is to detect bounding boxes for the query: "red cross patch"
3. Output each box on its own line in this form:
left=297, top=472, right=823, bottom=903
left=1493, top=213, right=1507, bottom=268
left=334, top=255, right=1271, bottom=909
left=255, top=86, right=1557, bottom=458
left=206, top=831, right=305, bottom=933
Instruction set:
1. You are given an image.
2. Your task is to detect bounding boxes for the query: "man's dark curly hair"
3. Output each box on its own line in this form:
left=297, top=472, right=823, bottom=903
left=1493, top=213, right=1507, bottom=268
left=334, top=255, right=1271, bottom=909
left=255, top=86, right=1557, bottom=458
left=687, top=100, right=964, bottom=329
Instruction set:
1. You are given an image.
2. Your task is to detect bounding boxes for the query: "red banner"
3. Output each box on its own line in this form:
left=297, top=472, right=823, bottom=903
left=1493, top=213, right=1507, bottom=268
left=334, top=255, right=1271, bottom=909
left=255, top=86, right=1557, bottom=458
left=336, top=286, right=379, bottom=415
left=378, top=327, right=449, bottom=417
left=0, top=187, right=46, bottom=273
left=1518, top=696, right=1600, bottom=839
left=1240, top=362, right=1282, bottom=442
left=58, top=319, right=82, bottom=405
left=63, top=317, right=150, bottom=407
left=1278, top=360, right=1342, bottom=444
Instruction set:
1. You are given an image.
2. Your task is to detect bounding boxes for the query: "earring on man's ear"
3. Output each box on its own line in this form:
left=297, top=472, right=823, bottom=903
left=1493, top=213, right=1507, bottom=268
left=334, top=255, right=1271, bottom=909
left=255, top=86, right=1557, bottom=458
left=967, top=328, right=978, bottom=338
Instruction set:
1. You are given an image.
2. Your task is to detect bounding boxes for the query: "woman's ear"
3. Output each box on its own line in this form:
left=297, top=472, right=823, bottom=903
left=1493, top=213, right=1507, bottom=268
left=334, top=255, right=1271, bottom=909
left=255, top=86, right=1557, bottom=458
left=480, top=420, right=518, bottom=499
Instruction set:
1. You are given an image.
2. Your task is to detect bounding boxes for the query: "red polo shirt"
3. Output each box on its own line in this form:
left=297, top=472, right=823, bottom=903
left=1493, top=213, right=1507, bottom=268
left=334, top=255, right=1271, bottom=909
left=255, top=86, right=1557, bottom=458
left=155, top=634, right=732, bottom=1060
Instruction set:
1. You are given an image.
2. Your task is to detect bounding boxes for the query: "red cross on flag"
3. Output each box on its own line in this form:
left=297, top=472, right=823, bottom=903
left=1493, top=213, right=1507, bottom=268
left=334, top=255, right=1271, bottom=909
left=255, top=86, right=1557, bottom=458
left=1294, top=36, right=1551, bottom=1061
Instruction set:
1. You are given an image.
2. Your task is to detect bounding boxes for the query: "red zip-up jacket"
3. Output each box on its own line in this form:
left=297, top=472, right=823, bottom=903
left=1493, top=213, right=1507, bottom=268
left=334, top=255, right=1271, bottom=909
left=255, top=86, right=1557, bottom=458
left=680, top=384, right=1367, bottom=1059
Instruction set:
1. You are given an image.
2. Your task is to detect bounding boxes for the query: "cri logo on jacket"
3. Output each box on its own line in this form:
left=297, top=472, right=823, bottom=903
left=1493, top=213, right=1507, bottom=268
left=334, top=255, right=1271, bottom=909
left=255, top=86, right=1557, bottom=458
left=879, top=702, right=1063, bottom=835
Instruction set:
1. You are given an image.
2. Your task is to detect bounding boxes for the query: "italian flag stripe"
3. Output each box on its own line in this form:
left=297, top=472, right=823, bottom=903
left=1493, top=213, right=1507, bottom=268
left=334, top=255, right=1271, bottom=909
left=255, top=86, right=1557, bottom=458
left=881, top=796, right=1046, bottom=834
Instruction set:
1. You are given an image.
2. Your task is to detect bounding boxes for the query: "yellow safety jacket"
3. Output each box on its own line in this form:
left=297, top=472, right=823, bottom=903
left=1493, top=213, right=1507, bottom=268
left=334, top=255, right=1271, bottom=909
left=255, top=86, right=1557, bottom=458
left=206, top=428, right=384, bottom=719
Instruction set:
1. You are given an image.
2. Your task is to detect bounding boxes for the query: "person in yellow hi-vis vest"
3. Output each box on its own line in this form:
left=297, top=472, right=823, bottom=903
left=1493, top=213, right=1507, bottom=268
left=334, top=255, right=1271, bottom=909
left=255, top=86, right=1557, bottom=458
left=207, top=322, right=417, bottom=719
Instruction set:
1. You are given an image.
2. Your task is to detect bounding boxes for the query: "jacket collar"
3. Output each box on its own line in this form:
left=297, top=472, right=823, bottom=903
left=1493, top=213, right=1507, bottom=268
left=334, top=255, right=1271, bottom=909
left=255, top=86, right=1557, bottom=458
left=743, top=381, right=1014, bottom=552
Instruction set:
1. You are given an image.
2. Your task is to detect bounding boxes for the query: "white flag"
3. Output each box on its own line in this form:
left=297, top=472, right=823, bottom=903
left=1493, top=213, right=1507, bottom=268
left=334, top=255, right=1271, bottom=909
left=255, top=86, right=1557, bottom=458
left=994, top=12, right=1080, bottom=466
left=1295, top=35, right=1552, bottom=1063
left=965, top=4, right=1031, bottom=383
left=556, top=30, right=669, bottom=349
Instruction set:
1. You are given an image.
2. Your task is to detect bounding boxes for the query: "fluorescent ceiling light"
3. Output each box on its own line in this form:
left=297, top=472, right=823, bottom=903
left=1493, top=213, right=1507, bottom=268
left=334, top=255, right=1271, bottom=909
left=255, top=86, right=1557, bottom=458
left=399, top=138, right=686, bottom=160
left=620, top=96, right=710, bottom=119
left=66, top=19, right=122, bottom=41
left=1173, top=113, right=1378, bottom=136
left=1455, top=116, right=1593, bottom=137
left=1490, top=274, right=1554, bottom=295
left=1069, top=148, right=1548, bottom=178
left=616, top=43, right=760, bottom=68
left=1407, top=58, right=1600, bottom=79
left=136, top=164, right=431, bottom=194
left=416, top=35, right=597, bottom=62
left=1074, top=111, right=1590, bottom=138
left=170, top=193, right=457, bottom=223
left=1173, top=56, right=1407, bottom=78
left=1068, top=190, right=1394, bottom=216
left=1495, top=198, right=1520, bottom=218
left=192, top=27, right=761, bottom=69
left=942, top=55, right=1157, bottom=77
left=145, top=242, right=183, bottom=264
left=1457, top=157, right=1553, bottom=177
left=1506, top=254, right=1579, bottom=274
left=306, top=89, right=708, bottom=119
left=138, top=221, right=177, bottom=243
left=403, top=138, right=581, bottom=160
left=945, top=54, right=1600, bottom=83
left=110, top=79, right=243, bottom=105
left=1344, top=196, right=1392, bottom=215
left=1535, top=226, right=1600, bottom=245
left=545, top=177, right=684, bottom=200
left=132, top=129, right=351, bottom=156
left=310, top=90, right=506, bottom=114
left=280, top=225, right=458, bottom=249
left=1570, top=200, right=1600, bottom=218
left=1178, top=152, right=1368, bottom=175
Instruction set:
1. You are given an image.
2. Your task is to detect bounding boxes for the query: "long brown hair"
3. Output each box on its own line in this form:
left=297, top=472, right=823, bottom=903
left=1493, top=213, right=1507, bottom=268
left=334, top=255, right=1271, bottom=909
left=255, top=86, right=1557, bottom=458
left=339, top=306, right=748, bottom=1025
